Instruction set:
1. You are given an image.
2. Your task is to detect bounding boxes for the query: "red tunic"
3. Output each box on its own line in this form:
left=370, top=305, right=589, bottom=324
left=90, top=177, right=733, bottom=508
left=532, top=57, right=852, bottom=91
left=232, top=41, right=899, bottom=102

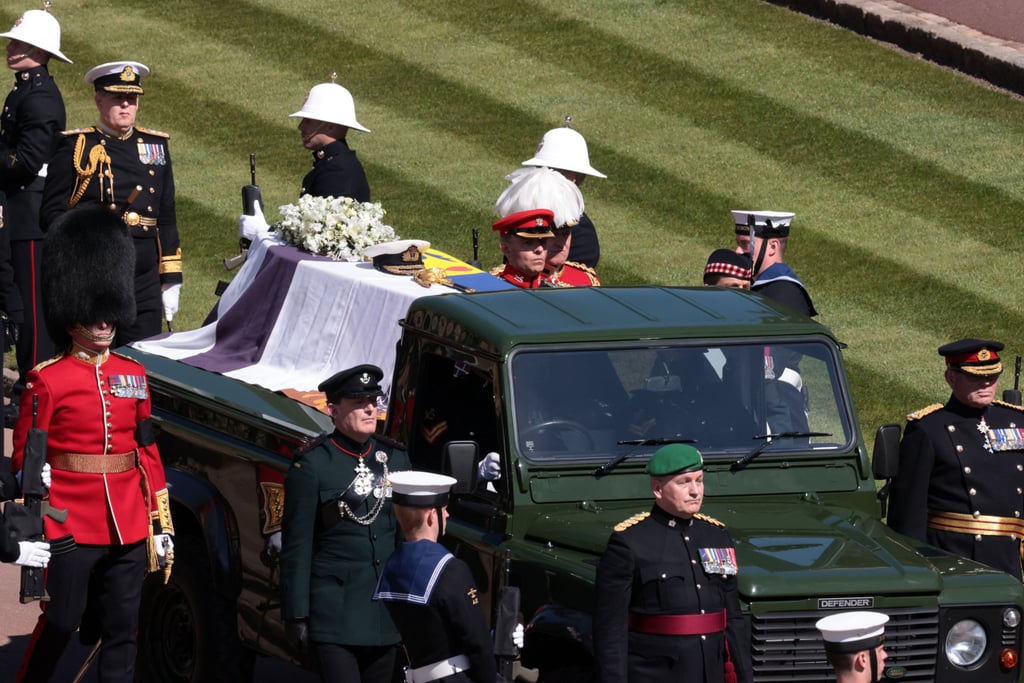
left=492, top=264, right=545, bottom=289
left=545, top=261, right=601, bottom=287
left=10, top=348, right=167, bottom=545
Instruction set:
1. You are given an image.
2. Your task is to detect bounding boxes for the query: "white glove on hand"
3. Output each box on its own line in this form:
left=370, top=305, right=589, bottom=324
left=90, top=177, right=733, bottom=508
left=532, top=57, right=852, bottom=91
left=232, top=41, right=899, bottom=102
left=267, top=530, right=282, bottom=553
left=512, top=623, right=524, bottom=649
left=239, top=200, right=270, bottom=241
left=41, top=462, right=51, bottom=489
left=161, top=283, right=181, bottom=322
left=15, top=541, right=50, bottom=568
left=154, top=533, right=174, bottom=567
left=477, top=452, right=501, bottom=482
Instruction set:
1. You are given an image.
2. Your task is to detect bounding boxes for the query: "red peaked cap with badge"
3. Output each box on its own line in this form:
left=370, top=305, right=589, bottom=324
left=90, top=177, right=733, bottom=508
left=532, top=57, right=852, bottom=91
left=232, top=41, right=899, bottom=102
left=492, top=208, right=555, bottom=239
left=938, top=338, right=1004, bottom=377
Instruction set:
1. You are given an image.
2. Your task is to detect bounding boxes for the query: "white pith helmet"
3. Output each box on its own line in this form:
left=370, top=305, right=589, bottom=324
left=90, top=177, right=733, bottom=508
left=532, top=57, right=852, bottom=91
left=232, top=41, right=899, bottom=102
left=289, top=75, right=369, bottom=133
left=0, top=7, right=72, bottom=64
left=522, top=122, right=605, bottom=179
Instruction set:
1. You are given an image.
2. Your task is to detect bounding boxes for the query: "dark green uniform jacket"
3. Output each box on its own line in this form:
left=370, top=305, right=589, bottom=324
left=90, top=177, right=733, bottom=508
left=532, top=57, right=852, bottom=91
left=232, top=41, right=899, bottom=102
left=280, top=429, right=409, bottom=645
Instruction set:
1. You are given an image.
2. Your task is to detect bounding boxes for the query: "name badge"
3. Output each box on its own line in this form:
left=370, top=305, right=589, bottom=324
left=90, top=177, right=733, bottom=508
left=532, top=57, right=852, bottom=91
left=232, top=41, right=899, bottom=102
left=699, top=547, right=738, bottom=575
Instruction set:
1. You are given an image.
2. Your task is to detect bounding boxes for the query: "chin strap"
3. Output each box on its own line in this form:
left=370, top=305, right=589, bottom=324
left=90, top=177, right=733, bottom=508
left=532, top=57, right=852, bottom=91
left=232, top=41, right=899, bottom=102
left=749, top=218, right=772, bottom=278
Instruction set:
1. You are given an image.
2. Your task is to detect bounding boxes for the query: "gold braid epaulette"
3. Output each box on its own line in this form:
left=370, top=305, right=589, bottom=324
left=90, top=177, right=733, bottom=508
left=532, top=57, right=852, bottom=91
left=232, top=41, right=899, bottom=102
left=613, top=511, right=650, bottom=531
left=906, top=403, right=944, bottom=421
left=69, top=133, right=112, bottom=209
left=993, top=399, right=1024, bottom=413
left=136, top=125, right=169, bottom=139
left=565, top=261, right=598, bottom=276
left=694, top=512, right=725, bottom=528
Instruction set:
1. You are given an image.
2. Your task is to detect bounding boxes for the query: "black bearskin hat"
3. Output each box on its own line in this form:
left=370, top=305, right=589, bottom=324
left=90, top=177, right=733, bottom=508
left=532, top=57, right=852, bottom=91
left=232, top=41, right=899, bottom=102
left=43, top=205, right=136, bottom=349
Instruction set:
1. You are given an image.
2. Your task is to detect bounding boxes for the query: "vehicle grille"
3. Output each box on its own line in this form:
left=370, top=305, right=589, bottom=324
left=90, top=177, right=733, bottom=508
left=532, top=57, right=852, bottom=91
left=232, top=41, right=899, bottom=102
left=751, top=605, right=938, bottom=681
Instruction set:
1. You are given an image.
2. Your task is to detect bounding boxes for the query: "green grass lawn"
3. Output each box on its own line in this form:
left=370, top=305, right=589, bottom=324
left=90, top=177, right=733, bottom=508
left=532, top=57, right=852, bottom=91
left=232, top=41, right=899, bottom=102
left=12, top=0, right=1024, bottom=442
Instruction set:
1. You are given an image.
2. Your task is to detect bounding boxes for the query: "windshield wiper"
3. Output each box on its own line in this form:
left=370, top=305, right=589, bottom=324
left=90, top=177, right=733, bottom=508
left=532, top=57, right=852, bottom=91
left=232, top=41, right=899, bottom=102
left=593, top=437, right=695, bottom=479
left=730, top=431, right=831, bottom=473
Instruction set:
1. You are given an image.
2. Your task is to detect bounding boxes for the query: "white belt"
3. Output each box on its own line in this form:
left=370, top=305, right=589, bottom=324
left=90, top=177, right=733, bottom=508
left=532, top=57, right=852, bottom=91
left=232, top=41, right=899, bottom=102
left=405, top=654, right=471, bottom=683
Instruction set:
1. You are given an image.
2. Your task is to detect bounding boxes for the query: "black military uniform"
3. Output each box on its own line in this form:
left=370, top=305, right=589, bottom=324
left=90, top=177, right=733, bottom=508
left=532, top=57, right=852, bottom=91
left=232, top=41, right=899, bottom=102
left=594, top=444, right=752, bottom=683
left=0, top=469, right=22, bottom=562
left=301, top=138, right=370, bottom=201
left=374, top=471, right=497, bottom=683
left=0, top=62, right=66, bottom=392
left=567, top=212, right=599, bottom=269
left=280, top=364, right=409, bottom=683
left=40, top=62, right=181, bottom=345
left=888, top=339, right=1024, bottom=580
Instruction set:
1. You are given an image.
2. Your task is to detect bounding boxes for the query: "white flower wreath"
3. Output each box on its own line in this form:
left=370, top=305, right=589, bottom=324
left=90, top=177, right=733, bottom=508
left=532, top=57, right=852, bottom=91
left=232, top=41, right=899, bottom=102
left=276, top=194, right=399, bottom=261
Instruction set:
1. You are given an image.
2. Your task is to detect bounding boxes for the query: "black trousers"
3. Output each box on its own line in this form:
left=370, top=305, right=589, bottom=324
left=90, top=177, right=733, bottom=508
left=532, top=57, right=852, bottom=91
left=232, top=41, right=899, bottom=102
left=313, top=642, right=398, bottom=683
left=17, top=540, right=147, bottom=683
left=12, top=238, right=55, bottom=378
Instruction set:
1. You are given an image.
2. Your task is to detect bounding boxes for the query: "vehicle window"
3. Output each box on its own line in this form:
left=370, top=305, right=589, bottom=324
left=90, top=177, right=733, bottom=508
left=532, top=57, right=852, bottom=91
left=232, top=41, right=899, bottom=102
left=409, top=353, right=500, bottom=473
left=510, top=341, right=853, bottom=463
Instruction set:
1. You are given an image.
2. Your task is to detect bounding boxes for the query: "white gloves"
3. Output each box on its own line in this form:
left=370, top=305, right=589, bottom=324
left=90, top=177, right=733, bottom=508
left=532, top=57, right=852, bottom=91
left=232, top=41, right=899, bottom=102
left=239, top=200, right=271, bottom=241
left=267, top=530, right=282, bottom=553
left=512, top=623, right=524, bottom=649
left=15, top=541, right=50, bottom=568
left=14, top=462, right=51, bottom=489
left=161, top=284, right=181, bottom=322
left=154, top=533, right=174, bottom=567
left=477, top=452, right=501, bottom=481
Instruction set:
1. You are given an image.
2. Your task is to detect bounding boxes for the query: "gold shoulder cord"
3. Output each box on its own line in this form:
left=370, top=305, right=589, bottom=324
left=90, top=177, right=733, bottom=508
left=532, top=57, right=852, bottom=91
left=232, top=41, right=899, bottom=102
left=69, top=134, right=113, bottom=209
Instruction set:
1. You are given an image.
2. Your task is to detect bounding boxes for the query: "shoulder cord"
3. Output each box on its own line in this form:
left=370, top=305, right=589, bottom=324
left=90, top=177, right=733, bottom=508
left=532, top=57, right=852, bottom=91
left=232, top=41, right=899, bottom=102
left=69, top=134, right=113, bottom=209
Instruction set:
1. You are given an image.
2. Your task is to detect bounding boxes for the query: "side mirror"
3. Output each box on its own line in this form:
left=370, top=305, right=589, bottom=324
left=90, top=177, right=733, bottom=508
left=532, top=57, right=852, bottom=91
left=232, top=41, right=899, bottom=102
left=871, top=423, right=901, bottom=480
left=443, top=440, right=480, bottom=494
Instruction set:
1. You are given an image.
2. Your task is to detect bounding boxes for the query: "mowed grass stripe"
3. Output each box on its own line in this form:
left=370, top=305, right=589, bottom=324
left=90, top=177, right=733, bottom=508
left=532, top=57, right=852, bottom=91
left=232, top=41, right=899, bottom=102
left=2, top=1, right=1021, bottom=436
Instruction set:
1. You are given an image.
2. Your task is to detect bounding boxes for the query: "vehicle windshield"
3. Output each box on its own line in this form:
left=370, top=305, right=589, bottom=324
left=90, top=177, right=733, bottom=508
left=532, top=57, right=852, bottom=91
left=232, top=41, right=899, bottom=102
left=510, top=341, right=854, bottom=463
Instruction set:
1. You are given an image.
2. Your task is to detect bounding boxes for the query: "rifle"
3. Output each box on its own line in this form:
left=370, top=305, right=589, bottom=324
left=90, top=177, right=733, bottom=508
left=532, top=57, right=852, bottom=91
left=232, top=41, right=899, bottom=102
left=9, top=395, right=67, bottom=603
left=468, top=228, right=482, bottom=269
left=492, top=549, right=521, bottom=682
left=224, top=153, right=260, bottom=270
left=1003, top=355, right=1022, bottom=406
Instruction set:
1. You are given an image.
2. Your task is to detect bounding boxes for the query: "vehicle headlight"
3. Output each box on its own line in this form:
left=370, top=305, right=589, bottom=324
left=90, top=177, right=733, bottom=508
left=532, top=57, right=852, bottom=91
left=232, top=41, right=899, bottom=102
left=945, top=619, right=987, bottom=667
left=1003, top=608, right=1021, bottom=629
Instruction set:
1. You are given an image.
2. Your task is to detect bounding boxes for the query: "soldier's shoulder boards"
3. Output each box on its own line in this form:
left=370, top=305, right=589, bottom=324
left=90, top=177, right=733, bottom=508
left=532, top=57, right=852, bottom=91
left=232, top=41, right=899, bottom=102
left=62, top=126, right=95, bottom=136
left=613, top=511, right=650, bottom=532
left=906, top=403, right=944, bottom=421
left=374, top=433, right=407, bottom=451
left=136, top=126, right=170, bottom=139
left=111, top=350, right=144, bottom=367
left=294, top=433, right=330, bottom=458
left=566, top=261, right=598, bottom=276
left=694, top=512, right=725, bottom=528
left=32, top=354, right=62, bottom=372
left=993, top=399, right=1024, bottom=413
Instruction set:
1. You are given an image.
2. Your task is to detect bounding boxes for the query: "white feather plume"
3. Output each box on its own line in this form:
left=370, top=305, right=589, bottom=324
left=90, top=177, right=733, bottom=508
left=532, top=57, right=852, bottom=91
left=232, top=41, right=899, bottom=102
left=494, top=167, right=584, bottom=228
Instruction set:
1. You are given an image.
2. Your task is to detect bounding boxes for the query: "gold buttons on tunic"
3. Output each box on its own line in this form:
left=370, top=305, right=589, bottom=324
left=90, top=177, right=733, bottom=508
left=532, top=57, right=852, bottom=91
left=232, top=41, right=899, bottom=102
left=947, top=425, right=956, bottom=432
left=964, top=467, right=972, bottom=474
left=956, top=445, right=964, bottom=453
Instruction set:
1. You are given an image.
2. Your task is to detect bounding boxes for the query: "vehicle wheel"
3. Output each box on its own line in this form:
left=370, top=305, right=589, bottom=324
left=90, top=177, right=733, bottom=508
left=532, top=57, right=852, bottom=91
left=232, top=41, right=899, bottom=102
left=136, top=533, right=252, bottom=682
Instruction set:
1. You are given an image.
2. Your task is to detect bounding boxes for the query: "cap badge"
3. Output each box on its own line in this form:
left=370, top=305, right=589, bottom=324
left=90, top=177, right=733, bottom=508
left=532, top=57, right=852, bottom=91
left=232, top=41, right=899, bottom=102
left=402, top=246, right=420, bottom=262
left=534, top=218, right=544, bottom=227
left=978, top=349, right=992, bottom=361
left=359, top=372, right=371, bottom=385
left=120, top=66, right=137, bottom=83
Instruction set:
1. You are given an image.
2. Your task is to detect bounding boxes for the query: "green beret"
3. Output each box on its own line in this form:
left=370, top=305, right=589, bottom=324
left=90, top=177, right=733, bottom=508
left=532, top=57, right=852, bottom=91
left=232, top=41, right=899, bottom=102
left=645, top=444, right=703, bottom=476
